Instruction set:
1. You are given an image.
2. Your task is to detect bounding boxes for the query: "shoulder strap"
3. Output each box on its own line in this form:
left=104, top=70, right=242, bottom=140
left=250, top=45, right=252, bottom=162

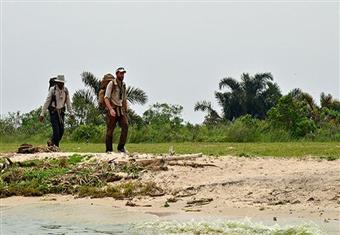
left=64, top=87, right=69, bottom=105
left=112, top=78, right=118, bottom=86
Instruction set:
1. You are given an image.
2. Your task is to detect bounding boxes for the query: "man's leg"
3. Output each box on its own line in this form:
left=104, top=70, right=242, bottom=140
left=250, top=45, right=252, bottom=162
left=58, top=112, right=65, bottom=144
left=49, top=111, right=60, bottom=147
left=106, top=111, right=117, bottom=152
left=117, top=114, right=129, bottom=151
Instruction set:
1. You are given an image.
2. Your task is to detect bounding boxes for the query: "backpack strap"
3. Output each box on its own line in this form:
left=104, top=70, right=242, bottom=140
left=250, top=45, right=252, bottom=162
left=52, top=86, right=57, bottom=107
left=64, top=87, right=69, bottom=105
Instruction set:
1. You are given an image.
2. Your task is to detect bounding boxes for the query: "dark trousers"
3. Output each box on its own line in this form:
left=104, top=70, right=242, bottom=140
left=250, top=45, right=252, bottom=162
left=49, top=110, right=65, bottom=147
left=105, top=109, right=129, bottom=152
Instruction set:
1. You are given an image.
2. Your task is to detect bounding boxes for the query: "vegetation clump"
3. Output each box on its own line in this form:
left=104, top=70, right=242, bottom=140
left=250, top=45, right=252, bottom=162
left=0, top=154, right=163, bottom=199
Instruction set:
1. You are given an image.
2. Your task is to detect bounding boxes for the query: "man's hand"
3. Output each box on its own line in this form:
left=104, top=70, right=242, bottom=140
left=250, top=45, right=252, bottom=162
left=39, top=115, right=44, bottom=123
left=109, top=109, right=116, bottom=117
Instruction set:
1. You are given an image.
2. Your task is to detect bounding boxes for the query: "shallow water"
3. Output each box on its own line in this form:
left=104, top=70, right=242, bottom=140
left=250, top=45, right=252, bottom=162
left=1, top=203, right=337, bottom=235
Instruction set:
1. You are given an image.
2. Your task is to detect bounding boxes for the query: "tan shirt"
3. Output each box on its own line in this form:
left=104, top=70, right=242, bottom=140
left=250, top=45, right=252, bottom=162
left=40, top=86, right=74, bottom=116
left=104, top=79, right=127, bottom=107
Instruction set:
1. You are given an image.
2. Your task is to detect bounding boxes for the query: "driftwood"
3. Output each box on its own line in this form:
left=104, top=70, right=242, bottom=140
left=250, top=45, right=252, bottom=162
left=163, top=153, right=203, bottom=161
left=186, top=198, right=213, bottom=207
left=173, top=187, right=198, bottom=198
left=182, top=208, right=201, bottom=212
left=166, top=197, right=179, bottom=203
left=114, top=153, right=203, bottom=170
left=125, top=201, right=152, bottom=207
left=167, top=161, right=218, bottom=168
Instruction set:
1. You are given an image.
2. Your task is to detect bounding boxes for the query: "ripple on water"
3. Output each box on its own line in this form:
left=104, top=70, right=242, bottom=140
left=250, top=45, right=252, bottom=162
left=133, top=219, right=326, bottom=235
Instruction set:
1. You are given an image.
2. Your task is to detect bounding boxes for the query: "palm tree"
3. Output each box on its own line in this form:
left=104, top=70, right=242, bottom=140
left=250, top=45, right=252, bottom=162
left=320, top=92, right=333, bottom=109
left=194, top=101, right=221, bottom=124
left=289, top=88, right=319, bottom=121
left=195, top=72, right=281, bottom=122
left=320, top=92, right=340, bottom=112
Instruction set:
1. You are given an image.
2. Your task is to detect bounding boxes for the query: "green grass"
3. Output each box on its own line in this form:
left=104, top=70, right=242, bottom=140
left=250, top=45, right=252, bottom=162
left=1, top=142, right=340, bottom=157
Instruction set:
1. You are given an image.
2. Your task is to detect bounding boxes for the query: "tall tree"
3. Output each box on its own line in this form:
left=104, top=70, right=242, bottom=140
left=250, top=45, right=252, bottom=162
left=195, top=72, right=281, bottom=121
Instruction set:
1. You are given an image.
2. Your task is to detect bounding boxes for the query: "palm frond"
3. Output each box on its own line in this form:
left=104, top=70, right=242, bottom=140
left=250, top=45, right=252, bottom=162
left=320, top=92, right=333, bottom=108
left=194, top=101, right=212, bottom=112
left=81, top=72, right=100, bottom=95
left=126, top=86, right=148, bottom=105
left=219, top=77, right=240, bottom=91
left=72, top=89, right=95, bottom=106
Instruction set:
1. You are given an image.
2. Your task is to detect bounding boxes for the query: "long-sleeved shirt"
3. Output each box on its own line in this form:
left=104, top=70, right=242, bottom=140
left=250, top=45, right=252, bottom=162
left=104, top=79, right=127, bottom=107
left=40, top=86, right=74, bottom=116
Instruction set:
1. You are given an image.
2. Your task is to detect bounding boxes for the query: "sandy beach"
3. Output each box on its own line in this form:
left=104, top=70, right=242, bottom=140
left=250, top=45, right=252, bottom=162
left=1, top=152, right=340, bottom=234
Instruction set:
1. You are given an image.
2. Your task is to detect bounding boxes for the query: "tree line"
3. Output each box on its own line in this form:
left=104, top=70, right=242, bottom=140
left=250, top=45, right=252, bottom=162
left=1, top=72, right=339, bottom=143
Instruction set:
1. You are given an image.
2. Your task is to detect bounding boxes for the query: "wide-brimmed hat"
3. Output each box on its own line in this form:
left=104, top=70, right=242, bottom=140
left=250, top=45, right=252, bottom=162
left=55, top=75, right=65, bottom=83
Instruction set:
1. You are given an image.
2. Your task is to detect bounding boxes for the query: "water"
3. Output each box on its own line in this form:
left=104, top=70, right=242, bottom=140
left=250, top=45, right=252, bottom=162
left=1, top=203, right=336, bottom=235
left=135, top=220, right=326, bottom=235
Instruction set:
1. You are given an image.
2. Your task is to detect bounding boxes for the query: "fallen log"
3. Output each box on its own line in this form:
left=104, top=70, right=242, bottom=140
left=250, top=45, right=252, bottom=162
left=163, top=153, right=203, bottom=161
left=125, top=201, right=152, bottom=207
left=186, top=198, right=213, bottom=206
left=167, top=161, right=218, bottom=168
left=110, top=153, right=204, bottom=172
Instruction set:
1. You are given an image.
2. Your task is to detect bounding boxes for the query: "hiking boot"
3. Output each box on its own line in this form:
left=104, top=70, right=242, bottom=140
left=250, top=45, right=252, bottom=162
left=117, top=145, right=128, bottom=154
left=117, top=147, right=129, bottom=154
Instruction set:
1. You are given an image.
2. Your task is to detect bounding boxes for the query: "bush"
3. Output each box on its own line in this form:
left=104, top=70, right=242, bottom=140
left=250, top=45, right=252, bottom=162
left=71, top=125, right=104, bottom=143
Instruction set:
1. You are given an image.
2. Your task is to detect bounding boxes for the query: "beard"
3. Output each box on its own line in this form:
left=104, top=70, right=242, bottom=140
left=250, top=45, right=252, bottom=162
left=57, top=83, right=64, bottom=89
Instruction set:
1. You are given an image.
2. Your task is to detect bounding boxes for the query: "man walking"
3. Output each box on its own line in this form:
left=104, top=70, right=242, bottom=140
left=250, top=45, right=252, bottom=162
left=104, top=67, right=129, bottom=153
left=39, top=75, right=74, bottom=147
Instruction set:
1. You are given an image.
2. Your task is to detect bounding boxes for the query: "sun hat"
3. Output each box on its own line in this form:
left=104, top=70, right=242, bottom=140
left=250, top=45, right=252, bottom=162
left=54, top=75, right=65, bottom=83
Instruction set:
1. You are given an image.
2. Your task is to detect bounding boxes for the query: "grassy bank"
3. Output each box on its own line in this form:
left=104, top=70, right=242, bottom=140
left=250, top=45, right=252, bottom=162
left=1, top=142, right=339, bottom=157
left=0, top=154, right=161, bottom=198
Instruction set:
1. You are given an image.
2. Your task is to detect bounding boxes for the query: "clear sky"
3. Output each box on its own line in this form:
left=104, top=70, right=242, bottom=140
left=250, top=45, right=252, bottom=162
left=1, top=1, right=339, bottom=123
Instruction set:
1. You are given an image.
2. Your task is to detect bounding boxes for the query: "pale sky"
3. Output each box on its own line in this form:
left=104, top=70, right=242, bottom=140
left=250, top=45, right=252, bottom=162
left=1, top=1, right=339, bottom=123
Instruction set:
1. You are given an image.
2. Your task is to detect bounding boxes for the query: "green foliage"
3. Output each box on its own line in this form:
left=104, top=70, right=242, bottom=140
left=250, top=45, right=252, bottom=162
left=196, top=73, right=282, bottom=121
left=0, top=155, right=163, bottom=199
left=71, top=125, right=104, bottom=143
left=268, top=95, right=317, bottom=137
left=72, top=89, right=104, bottom=127
left=1, top=71, right=339, bottom=144
left=143, top=103, right=183, bottom=126
left=0, top=108, right=53, bottom=143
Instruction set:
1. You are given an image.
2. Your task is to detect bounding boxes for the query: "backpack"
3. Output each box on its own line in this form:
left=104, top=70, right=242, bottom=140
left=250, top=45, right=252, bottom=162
left=49, top=77, right=57, bottom=90
left=98, top=73, right=115, bottom=107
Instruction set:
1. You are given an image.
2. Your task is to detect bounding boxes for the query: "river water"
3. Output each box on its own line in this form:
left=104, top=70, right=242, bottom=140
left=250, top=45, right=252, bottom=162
left=1, top=202, right=338, bottom=235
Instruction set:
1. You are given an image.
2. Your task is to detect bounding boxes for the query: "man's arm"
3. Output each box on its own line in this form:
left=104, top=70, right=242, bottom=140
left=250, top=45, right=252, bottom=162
left=104, top=81, right=116, bottom=117
left=40, top=88, right=53, bottom=118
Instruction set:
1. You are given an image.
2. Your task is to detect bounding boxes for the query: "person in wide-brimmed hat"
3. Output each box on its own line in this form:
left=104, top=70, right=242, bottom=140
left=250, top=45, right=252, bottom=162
left=39, top=75, right=74, bottom=148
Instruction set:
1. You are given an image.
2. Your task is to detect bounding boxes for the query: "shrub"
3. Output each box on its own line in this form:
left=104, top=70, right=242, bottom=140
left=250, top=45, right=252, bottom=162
left=71, top=125, right=104, bottom=143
